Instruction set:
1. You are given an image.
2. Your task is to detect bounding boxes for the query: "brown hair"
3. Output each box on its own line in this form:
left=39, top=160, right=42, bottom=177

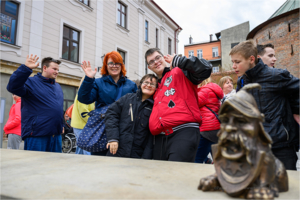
left=41, top=57, right=61, bottom=72
left=145, top=48, right=164, bottom=64
left=257, top=43, right=274, bottom=56
left=219, top=76, right=233, bottom=89
left=140, top=74, right=158, bottom=88
left=229, top=40, right=258, bottom=64
left=101, top=51, right=127, bottom=76
left=198, top=77, right=211, bottom=88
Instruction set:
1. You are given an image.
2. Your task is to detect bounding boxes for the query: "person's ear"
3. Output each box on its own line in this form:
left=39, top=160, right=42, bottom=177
left=43, top=65, right=47, bottom=72
left=250, top=55, right=255, bottom=64
left=147, top=65, right=150, bottom=69
left=257, top=55, right=261, bottom=59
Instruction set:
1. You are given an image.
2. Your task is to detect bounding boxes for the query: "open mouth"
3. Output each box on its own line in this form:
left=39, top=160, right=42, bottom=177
left=221, top=141, right=244, bottom=160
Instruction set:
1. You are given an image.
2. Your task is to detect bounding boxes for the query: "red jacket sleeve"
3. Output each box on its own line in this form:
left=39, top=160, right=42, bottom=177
left=197, top=88, right=209, bottom=108
left=4, top=102, right=21, bottom=131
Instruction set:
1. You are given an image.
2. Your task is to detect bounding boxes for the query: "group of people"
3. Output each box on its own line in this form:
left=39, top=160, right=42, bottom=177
left=4, top=40, right=299, bottom=170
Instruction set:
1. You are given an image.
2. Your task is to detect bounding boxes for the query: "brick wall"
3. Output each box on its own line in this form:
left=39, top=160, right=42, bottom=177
left=253, top=12, right=299, bottom=78
left=211, top=70, right=238, bottom=88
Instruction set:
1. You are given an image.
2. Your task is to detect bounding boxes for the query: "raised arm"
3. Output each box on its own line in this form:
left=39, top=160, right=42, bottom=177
left=165, top=54, right=212, bottom=85
left=77, top=61, right=98, bottom=104
left=7, top=54, right=39, bottom=97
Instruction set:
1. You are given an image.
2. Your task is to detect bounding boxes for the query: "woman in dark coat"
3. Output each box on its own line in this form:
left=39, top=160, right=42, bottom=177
left=105, top=74, right=158, bottom=159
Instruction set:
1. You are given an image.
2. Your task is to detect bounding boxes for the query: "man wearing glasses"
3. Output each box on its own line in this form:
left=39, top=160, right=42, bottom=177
left=7, top=55, right=64, bottom=152
left=145, top=48, right=212, bottom=162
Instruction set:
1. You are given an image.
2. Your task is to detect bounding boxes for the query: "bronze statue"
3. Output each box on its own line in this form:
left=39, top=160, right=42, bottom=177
left=198, top=83, right=288, bottom=199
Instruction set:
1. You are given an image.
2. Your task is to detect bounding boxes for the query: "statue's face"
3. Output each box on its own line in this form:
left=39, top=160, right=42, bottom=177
left=218, top=108, right=259, bottom=162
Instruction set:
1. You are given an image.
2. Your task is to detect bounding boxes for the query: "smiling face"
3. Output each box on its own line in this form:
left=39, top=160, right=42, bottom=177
left=223, top=79, right=233, bottom=95
left=43, top=62, right=59, bottom=79
left=146, top=51, right=167, bottom=78
left=231, top=53, right=255, bottom=77
left=259, top=47, right=277, bottom=68
left=107, top=57, right=121, bottom=77
left=141, top=77, right=157, bottom=97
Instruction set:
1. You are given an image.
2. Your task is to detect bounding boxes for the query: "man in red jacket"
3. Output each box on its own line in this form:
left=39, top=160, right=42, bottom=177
left=145, top=48, right=212, bottom=162
left=4, top=94, right=22, bottom=149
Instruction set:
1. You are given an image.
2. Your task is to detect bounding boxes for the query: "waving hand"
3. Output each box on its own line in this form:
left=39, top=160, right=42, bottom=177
left=81, top=61, right=97, bottom=78
left=25, top=54, right=39, bottom=69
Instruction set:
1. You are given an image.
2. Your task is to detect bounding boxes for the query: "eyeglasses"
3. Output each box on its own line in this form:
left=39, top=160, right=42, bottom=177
left=142, top=81, right=156, bottom=88
left=148, top=55, right=162, bottom=66
left=107, top=62, right=121, bottom=68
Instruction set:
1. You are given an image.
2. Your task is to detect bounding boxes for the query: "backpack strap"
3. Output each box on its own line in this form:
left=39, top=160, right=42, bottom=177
left=205, top=106, right=221, bottom=123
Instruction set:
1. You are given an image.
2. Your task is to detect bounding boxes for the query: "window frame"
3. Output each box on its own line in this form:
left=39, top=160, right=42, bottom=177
left=155, top=28, right=159, bottom=48
left=212, top=66, right=219, bottom=73
left=168, top=38, right=172, bottom=55
left=0, top=0, right=20, bottom=45
left=117, top=1, right=127, bottom=29
left=212, top=47, right=219, bottom=57
left=62, top=25, right=80, bottom=63
left=117, top=48, right=126, bottom=65
left=78, top=0, right=89, bottom=6
left=145, top=20, right=149, bottom=42
left=197, top=49, right=203, bottom=59
left=188, top=50, right=194, bottom=58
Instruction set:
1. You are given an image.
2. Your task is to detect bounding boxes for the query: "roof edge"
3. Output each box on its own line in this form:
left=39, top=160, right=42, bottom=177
left=150, top=0, right=182, bottom=30
left=184, top=40, right=220, bottom=47
left=247, top=8, right=299, bottom=39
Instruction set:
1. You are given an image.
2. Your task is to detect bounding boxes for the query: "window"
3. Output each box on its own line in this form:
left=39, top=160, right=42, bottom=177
left=188, top=50, right=194, bottom=58
left=231, top=42, right=239, bottom=48
left=156, top=28, right=158, bottom=48
left=78, top=0, right=89, bottom=6
left=117, top=49, right=126, bottom=64
left=212, top=67, right=219, bottom=73
left=212, top=47, right=218, bottom=57
left=145, top=20, right=148, bottom=42
left=0, top=0, right=19, bottom=45
left=197, top=49, right=202, bottom=59
left=60, top=84, right=76, bottom=111
left=168, top=38, right=172, bottom=54
left=117, top=1, right=126, bottom=28
left=62, top=25, right=80, bottom=63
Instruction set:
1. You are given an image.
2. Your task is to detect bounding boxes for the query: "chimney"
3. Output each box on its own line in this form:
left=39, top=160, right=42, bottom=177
left=210, top=34, right=213, bottom=42
left=189, top=35, right=193, bottom=44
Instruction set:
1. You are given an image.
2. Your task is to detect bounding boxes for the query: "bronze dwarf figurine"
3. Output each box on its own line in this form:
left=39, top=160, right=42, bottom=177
left=198, top=83, right=288, bottom=199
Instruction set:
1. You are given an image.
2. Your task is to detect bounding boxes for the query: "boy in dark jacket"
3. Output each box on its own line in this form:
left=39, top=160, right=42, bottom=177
left=145, top=48, right=212, bottom=162
left=7, top=55, right=64, bottom=152
left=231, top=40, right=299, bottom=170
left=105, top=74, right=157, bottom=159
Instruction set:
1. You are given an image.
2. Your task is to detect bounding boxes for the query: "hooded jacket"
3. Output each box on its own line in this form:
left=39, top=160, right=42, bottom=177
left=197, top=83, right=223, bottom=132
left=105, top=89, right=153, bottom=159
left=237, top=59, right=299, bottom=149
left=78, top=75, right=137, bottom=108
left=7, top=64, right=64, bottom=139
left=149, top=55, right=212, bottom=135
left=3, top=99, right=21, bottom=136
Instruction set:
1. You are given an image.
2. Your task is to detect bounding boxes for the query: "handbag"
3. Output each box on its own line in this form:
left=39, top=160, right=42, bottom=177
left=77, top=84, right=123, bottom=152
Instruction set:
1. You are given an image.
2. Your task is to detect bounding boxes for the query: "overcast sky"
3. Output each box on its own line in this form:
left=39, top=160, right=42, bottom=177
left=155, top=0, right=287, bottom=55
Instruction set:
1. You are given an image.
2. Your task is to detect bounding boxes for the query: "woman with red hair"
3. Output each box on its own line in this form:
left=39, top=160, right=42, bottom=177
left=78, top=51, right=137, bottom=156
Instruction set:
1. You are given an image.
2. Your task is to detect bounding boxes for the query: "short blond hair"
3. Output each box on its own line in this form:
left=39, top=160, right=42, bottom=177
left=198, top=77, right=212, bottom=88
left=219, top=76, right=233, bottom=89
left=229, top=40, right=258, bottom=64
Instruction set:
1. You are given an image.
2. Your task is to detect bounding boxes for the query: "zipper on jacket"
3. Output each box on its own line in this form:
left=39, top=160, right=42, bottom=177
left=130, top=104, right=133, bottom=121
left=283, top=126, right=289, bottom=141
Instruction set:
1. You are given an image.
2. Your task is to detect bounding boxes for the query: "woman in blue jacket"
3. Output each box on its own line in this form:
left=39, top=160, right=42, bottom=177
left=78, top=51, right=137, bottom=155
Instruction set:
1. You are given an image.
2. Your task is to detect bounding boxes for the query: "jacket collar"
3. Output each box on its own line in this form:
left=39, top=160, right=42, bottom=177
left=136, top=88, right=154, bottom=104
left=37, top=73, right=56, bottom=84
left=158, top=67, right=170, bottom=83
left=244, top=58, right=265, bottom=80
left=103, top=74, right=126, bottom=85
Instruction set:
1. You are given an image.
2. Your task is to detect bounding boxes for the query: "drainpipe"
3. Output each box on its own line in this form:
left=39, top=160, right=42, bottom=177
left=174, top=27, right=180, bottom=54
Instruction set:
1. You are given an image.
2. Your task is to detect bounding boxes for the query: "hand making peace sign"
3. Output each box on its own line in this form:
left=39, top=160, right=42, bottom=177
left=25, top=54, right=39, bottom=69
left=81, top=61, right=97, bottom=78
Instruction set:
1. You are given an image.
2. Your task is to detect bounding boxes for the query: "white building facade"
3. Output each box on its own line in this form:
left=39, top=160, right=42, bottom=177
left=0, top=0, right=181, bottom=123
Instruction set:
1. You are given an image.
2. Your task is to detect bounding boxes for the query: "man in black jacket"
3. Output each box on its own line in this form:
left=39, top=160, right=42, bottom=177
left=231, top=40, right=299, bottom=170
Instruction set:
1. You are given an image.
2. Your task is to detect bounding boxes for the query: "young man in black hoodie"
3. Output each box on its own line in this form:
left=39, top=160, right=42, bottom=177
left=231, top=40, right=299, bottom=170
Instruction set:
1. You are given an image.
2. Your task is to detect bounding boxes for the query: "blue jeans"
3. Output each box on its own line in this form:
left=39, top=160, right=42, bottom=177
left=24, top=135, right=62, bottom=153
left=195, top=135, right=215, bottom=163
left=73, top=128, right=91, bottom=155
